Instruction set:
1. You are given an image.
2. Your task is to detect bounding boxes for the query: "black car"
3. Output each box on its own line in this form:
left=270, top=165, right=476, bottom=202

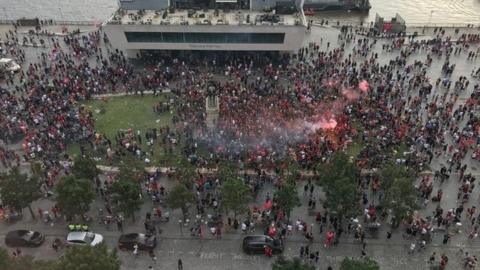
left=5, top=230, right=45, bottom=247
left=242, top=235, right=283, bottom=254
left=118, top=233, right=157, bottom=251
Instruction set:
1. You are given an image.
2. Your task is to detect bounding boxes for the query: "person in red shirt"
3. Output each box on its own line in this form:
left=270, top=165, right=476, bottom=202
left=264, top=245, right=272, bottom=257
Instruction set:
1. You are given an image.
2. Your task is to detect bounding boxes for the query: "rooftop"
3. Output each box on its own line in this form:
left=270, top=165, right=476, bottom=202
left=107, top=9, right=304, bottom=27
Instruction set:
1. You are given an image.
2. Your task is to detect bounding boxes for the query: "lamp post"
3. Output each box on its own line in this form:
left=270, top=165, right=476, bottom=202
left=178, top=219, right=183, bottom=236
left=428, top=10, right=434, bottom=26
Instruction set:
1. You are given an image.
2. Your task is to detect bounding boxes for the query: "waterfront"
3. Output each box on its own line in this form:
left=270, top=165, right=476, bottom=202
left=0, top=0, right=480, bottom=25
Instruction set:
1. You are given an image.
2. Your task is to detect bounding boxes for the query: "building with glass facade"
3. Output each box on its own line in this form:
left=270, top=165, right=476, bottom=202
left=103, top=0, right=307, bottom=57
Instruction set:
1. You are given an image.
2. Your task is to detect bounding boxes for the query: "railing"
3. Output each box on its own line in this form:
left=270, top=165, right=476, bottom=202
left=313, top=20, right=480, bottom=29
left=0, top=19, right=99, bottom=26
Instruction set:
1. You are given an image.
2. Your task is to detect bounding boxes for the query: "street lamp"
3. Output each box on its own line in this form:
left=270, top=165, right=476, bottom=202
left=428, top=10, right=434, bottom=26
left=178, top=219, right=183, bottom=236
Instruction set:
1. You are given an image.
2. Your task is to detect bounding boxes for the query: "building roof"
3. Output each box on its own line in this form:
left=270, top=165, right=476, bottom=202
left=107, top=9, right=304, bottom=27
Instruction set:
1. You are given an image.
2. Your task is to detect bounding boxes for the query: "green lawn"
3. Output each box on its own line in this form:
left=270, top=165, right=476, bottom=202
left=67, top=94, right=177, bottom=164
left=85, top=94, right=173, bottom=139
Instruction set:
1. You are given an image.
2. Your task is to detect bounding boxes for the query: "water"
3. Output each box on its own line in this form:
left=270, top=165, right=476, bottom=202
left=314, top=0, right=480, bottom=25
left=0, top=0, right=479, bottom=25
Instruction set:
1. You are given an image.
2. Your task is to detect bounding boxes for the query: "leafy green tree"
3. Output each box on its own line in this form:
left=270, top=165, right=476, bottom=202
left=340, top=257, right=380, bottom=270
left=0, top=167, right=42, bottom=219
left=272, top=256, right=314, bottom=270
left=0, top=248, right=9, bottom=270
left=0, top=248, right=55, bottom=270
left=274, top=183, right=301, bottom=221
left=378, top=162, right=414, bottom=191
left=72, top=156, right=99, bottom=180
left=220, top=178, right=251, bottom=219
left=323, top=176, right=360, bottom=219
left=110, top=178, right=143, bottom=222
left=56, top=244, right=120, bottom=270
left=283, top=157, right=301, bottom=184
left=55, top=176, right=95, bottom=219
left=217, top=161, right=237, bottom=181
left=118, top=155, right=144, bottom=183
left=172, top=156, right=197, bottom=190
left=378, top=163, right=419, bottom=227
left=167, top=184, right=195, bottom=220
left=382, top=177, right=419, bottom=227
left=317, top=153, right=360, bottom=220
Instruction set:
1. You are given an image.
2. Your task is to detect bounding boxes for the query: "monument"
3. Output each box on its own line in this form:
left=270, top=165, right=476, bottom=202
left=205, top=83, right=219, bottom=128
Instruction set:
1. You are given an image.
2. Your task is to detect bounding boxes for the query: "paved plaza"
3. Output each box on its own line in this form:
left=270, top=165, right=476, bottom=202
left=0, top=22, right=479, bottom=270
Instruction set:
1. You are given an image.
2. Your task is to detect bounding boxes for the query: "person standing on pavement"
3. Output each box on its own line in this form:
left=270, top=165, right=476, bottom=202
left=133, top=244, right=139, bottom=257
left=178, top=258, right=183, bottom=270
left=116, top=216, right=123, bottom=232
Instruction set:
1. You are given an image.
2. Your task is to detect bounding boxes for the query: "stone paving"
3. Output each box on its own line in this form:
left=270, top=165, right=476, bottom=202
left=0, top=23, right=479, bottom=270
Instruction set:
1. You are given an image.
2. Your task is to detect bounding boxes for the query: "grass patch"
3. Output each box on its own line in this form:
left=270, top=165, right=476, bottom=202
left=67, top=94, right=177, bottom=165
left=85, top=94, right=173, bottom=139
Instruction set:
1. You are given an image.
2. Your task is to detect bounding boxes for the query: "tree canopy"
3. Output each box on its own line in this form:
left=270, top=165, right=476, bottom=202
left=274, top=183, right=301, bottom=220
left=110, top=178, right=143, bottom=221
left=0, top=248, right=55, bottom=270
left=167, top=183, right=195, bottom=219
left=0, top=167, right=42, bottom=219
left=72, top=156, right=99, bottom=180
left=55, top=175, right=95, bottom=219
left=340, top=257, right=380, bottom=270
left=0, top=245, right=120, bottom=270
left=220, top=178, right=251, bottom=218
left=56, top=244, right=120, bottom=270
left=272, top=256, right=315, bottom=270
left=317, top=153, right=360, bottom=219
left=378, top=163, right=419, bottom=227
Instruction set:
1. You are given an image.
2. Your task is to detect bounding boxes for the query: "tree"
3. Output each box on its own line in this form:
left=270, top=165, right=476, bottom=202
left=220, top=178, right=251, bottom=219
left=274, top=183, right=301, bottom=221
left=378, top=162, right=414, bottom=192
left=55, top=176, right=95, bottom=219
left=283, top=157, right=301, bottom=184
left=176, top=158, right=197, bottom=189
left=110, top=178, right=143, bottom=222
left=0, top=248, right=55, bottom=270
left=56, top=244, right=120, bottom=270
left=340, top=257, right=380, bottom=270
left=0, top=167, right=42, bottom=220
left=167, top=184, right=195, bottom=220
left=217, top=161, right=237, bottom=182
left=317, top=153, right=361, bottom=220
left=378, top=163, right=419, bottom=227
left=72, top=156, right=99, bottom=180
left=118, top=155, right=144, bottom=183
left=323, top=176, right=360, bottom=219
left=382, top=177, right=419, bottom=227
left=272, top=256, right=314, bottom=270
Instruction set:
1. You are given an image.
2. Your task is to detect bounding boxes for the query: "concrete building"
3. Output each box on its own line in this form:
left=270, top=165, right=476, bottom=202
left=103, top=0, right=307, bottom=58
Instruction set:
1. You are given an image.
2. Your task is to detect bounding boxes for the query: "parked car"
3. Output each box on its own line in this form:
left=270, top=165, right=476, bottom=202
left=5, top=230, right=45, bottom=247
left=118, top=233, right=156, bottom=251
left=0, top=58, right=21, bottom=72
left=242, top=235, right=283, bottom=254
left=66, top=232, right=103, bottom=247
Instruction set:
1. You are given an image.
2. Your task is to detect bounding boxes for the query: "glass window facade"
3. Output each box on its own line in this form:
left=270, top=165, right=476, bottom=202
left=125, top=32, right=285, bottom=44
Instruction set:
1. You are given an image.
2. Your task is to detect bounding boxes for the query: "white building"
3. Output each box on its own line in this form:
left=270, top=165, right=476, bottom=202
left=103, top=0, right=307, bottom=58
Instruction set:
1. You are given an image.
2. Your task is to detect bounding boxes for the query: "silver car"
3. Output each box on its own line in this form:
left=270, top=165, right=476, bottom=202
left=66, top=232, right=104, bottom=247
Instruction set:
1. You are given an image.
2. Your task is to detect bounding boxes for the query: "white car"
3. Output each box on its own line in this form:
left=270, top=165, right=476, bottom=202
left=0, top=58, right=21, bottom=72
left=66, top=232, right=104, bottom=247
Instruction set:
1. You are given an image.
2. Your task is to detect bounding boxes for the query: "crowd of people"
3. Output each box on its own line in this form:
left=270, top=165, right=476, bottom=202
left=0, top=22, right=479, bottom=268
